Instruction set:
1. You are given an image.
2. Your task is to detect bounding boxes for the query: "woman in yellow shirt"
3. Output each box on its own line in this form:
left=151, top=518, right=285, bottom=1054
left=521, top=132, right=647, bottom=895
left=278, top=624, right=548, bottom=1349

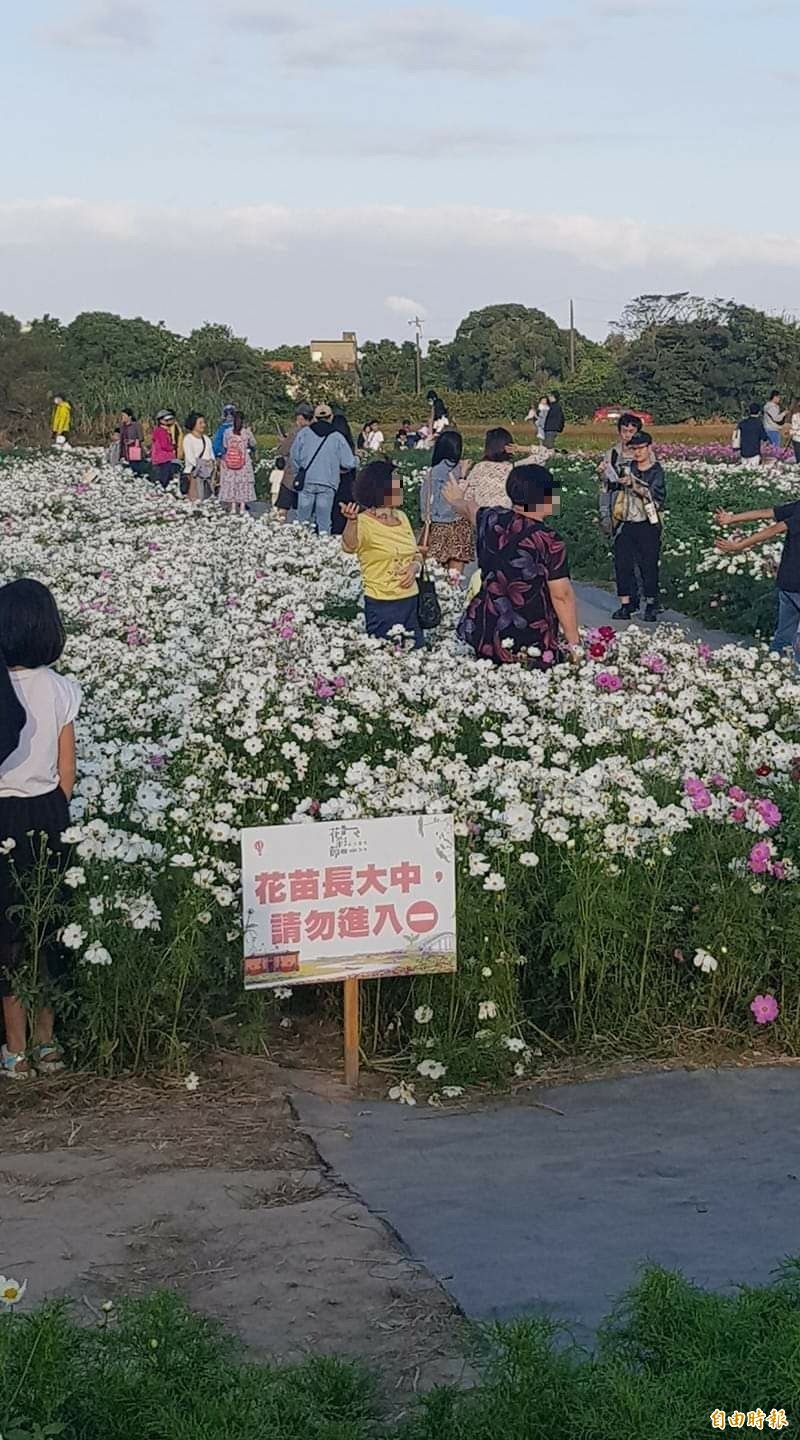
left=50, top=396, right=72, bottom=444
left=341, top=460, right=424, bottom=647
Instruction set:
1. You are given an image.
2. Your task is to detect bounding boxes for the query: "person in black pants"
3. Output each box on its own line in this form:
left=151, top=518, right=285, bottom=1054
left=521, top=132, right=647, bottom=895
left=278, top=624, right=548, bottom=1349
left=543, top=391, right=565, bottom=452
left=610, top=432, right=666, bottom=622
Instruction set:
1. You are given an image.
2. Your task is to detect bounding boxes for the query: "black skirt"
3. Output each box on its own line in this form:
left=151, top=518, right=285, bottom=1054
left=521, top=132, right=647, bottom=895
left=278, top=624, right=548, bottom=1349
left=0, top=786, right=70, bottom=998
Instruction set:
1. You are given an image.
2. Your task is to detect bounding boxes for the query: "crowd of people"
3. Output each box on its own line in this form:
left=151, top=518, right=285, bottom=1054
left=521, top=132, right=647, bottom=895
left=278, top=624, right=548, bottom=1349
left=3, top=380, right=798, bottom=1077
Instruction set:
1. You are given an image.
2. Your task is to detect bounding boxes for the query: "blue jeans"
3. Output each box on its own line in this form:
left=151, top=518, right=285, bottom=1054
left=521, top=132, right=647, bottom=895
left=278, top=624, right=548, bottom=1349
left=771, top=590, right=800, bottom=663
left=364, top=595, right=424, bottom=648
left=766, top=429, right=781, bottom=452
left=296, top=484, right=335, bottom=535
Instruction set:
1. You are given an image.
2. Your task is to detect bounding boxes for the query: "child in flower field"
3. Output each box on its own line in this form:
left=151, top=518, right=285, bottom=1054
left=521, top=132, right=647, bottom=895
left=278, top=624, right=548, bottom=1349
left=0, top=580, right=81, bottom=1080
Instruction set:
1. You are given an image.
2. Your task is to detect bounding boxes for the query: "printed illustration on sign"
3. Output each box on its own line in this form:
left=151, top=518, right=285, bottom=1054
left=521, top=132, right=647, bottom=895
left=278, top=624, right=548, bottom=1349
left=241, top=815, right=456, bottom=989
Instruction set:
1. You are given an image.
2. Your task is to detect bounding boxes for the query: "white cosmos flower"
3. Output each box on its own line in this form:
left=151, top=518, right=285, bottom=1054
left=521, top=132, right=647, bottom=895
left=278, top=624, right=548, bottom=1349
left=441, top=1086, right=464, bottom=1098
left=83, top=942, right=112, bottom=967
left=184, top=1071, right=200, bottom=1092
left=0, top=1276, right=27, bottom=1306
left=478, top=1000, right=497, bottom=1021
left=388, top=1081, right=417, bottom=1106
left=64, top=866, right=86, bottom=888
left=414, top=1005, right=434, bottom=1024
left=692, top=948, right=719, bottom=974
left=483, top=873, right=506, bottom=892
left=60, top=923, right=87, bottom=950
left=518, top=852, right=540, bottom=868
left=417, top=1059, right=447, bottom=1080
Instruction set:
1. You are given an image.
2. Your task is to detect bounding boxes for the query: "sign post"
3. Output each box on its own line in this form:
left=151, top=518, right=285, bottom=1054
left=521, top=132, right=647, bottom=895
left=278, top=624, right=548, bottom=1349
left=240, top=814, right=457, bottom=1091
left=343, top=978, right=360, bottom=1089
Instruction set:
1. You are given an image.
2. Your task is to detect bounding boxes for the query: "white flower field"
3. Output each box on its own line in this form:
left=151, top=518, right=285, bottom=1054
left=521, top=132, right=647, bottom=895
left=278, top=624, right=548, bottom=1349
left=3, top=451, right=800, bottom=1084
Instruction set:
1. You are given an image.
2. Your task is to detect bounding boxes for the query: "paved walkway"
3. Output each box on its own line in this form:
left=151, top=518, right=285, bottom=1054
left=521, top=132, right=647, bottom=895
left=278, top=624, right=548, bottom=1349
left=296, top=1067, right=800, bottom=1342
left=574, top=582, right=744, bottom=651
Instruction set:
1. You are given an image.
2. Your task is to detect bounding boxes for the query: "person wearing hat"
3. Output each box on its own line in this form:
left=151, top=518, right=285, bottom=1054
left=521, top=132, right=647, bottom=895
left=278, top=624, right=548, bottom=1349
left=150, top=410, right=178, bottom=489
left=608, top=431, right=666, bottom=622
left=212, top=404, right=237, bottom=461
left=289, top=403, right=360, bottom=535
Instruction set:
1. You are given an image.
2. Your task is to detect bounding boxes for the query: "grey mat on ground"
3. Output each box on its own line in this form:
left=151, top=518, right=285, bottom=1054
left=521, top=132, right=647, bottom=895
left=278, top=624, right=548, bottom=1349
left=296, top=1067, right=800, bottom=1341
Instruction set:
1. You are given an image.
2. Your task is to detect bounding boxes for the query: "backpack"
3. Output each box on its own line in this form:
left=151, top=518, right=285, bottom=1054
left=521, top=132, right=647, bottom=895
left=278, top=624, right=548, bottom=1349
left=225, top=433, right=247, bottom=471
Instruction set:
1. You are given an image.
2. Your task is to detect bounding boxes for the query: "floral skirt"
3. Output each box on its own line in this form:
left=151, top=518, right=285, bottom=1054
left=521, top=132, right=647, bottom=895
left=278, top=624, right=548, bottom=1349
left=425, top=517, right=474, bottom=566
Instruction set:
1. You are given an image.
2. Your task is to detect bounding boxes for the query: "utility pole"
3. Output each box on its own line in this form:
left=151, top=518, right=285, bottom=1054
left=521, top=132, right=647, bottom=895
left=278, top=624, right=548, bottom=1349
left=409, top=316, right=423, bottom=394
left=569, top=300, right=576, bottom=375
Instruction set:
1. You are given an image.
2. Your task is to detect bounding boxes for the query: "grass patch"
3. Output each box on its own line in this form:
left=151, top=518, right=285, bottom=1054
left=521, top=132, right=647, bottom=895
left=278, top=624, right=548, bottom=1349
left=2, top=1267, right=798, bottom=1438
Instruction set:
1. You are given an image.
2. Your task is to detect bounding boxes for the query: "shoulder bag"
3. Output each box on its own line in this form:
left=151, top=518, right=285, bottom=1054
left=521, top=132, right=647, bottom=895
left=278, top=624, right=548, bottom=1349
left=293, top=433, right=330, bottom=494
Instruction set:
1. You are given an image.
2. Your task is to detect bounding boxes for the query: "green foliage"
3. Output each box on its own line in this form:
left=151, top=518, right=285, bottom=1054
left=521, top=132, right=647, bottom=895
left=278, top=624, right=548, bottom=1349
left=447, top=303, right=566, bottom=391
left=0, top=1294, right=376, bottom=1440
left=2, top=1272, right=798, bottom=1439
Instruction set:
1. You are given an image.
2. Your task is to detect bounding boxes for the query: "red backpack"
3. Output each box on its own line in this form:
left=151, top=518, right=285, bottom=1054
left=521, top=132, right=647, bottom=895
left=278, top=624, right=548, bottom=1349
left=226, top=433, right=247, bottom=470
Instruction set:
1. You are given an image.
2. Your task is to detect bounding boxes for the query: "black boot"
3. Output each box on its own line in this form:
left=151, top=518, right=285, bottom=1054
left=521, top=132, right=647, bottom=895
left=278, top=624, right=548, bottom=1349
left=612, top=603, right=634, bottom=620
left=643, top=602, right=659, bottom=622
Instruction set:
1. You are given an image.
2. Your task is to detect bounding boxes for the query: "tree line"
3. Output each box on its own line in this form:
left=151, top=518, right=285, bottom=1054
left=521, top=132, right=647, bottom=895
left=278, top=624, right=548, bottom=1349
left=2, top=294, right=800, bottom=442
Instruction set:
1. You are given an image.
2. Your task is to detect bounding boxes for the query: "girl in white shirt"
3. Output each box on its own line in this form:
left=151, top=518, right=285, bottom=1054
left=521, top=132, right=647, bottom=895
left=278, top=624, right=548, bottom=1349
left=0, top=579, right=81, bottom=1080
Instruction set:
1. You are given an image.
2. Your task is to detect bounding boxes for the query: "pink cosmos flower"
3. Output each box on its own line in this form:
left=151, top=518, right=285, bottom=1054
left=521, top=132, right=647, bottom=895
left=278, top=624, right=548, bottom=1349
left=541, top=650, right=555, bottom=665
left=750, top=994, right=779, bottom=1025
left=709, top=773, right=727, bottom=789
left=697, top=642, right=712, bottom=660
left=595, top=672, right=622, bottom=692
left=589, top=641, right=607, bottom=659
left=727, top=786, right=747, bottom=803
left=754, top=798, right=782, bottom=829
left=772, top=861, right=788, bottom=881
left=730, top=806, right=747, bottom=824
left=748, top=840, right=774, bottom=875
left=641, top=653, right=667, bottom=674
left=148, top=753, right=166, bottom=769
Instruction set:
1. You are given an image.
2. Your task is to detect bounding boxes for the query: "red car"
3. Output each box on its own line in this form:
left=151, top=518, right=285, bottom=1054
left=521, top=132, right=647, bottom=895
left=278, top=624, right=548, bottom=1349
left=593, top=406, right=653, bottom=425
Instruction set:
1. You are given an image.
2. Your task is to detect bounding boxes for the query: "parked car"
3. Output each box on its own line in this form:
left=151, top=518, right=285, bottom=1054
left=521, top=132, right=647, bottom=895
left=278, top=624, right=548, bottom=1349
left=593, top=406, right=653, bottom=425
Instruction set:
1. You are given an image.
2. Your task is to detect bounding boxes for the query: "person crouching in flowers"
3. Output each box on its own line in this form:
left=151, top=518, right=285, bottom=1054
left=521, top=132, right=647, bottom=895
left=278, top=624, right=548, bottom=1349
left=340, top=460, right=425, bottom=648
left=443, top=464, right=581, bottom=667
left=0, top=580, right=81, bottom=1080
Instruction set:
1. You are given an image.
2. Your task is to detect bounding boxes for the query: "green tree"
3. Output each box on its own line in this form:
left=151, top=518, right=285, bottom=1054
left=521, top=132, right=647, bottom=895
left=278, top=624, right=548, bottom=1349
left=447, top=304, right=565, bottom=391
left=359, top=339, right=418, bottom=396
left=63, top=311, right=182, bottom=387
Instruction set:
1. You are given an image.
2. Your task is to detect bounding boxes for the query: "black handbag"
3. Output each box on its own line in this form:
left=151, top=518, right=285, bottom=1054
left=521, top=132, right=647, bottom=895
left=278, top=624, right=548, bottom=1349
left=293, top=433, right=330, bottom=493
left=417, top=561, right=441, bottom=629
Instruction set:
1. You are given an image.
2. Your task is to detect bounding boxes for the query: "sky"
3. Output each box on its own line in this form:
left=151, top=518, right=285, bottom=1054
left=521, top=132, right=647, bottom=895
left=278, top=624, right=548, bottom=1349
left=2, top=0, right=799, bottom=347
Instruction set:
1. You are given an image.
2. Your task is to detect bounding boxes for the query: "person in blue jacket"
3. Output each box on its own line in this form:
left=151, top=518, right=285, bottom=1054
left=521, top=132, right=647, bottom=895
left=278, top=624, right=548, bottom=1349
left=212, top=404, right=236, bottom=459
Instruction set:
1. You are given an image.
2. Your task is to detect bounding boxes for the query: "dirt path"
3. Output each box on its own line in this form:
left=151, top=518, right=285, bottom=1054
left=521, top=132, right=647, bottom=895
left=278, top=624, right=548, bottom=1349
left=0, top=1054, right=466, bottom=1404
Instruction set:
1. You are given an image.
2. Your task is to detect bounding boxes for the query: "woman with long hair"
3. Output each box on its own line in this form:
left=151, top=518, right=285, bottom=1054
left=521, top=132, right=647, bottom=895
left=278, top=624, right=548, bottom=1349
left=420, top=429, right=473, bottom=579
left=460, top=428, right=516, bottom=510
left=330, top=413, right=357, bottom=537
left=219, top=410, right=257, bottom=514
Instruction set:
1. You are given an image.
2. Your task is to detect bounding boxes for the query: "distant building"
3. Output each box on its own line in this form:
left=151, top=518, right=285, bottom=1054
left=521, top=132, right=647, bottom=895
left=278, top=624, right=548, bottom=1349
left=309, top=332, right=358, bottom=372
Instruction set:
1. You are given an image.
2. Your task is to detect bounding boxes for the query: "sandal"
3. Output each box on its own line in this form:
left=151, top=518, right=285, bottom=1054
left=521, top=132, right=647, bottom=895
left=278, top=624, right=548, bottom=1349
left=1, top=1045, right=31, bottom=1081
left=32, top=1043, right=66, bottom=1075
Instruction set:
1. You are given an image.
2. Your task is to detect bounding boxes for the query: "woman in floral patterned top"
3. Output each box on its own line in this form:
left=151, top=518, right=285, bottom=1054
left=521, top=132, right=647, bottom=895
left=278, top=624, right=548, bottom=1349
left=444, top=464, right=580, bottom=667
left=460, top=427, right=515, bottom=510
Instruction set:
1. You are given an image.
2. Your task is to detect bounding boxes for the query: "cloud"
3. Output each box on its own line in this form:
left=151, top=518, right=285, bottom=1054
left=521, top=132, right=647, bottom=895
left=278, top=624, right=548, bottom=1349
left=224, top=0, right=549, bottom=73
left=4, top=199, right=800, bottom=277
left=385, top=296, right=428, bottom=319
left=192, top=111, right=629, bottom=159
left=44, top=0, right=153, bottom=48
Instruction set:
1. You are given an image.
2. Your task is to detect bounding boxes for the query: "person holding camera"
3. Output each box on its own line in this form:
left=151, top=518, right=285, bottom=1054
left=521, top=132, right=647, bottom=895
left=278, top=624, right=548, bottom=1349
left=607, top=432, right=666, bottom=622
